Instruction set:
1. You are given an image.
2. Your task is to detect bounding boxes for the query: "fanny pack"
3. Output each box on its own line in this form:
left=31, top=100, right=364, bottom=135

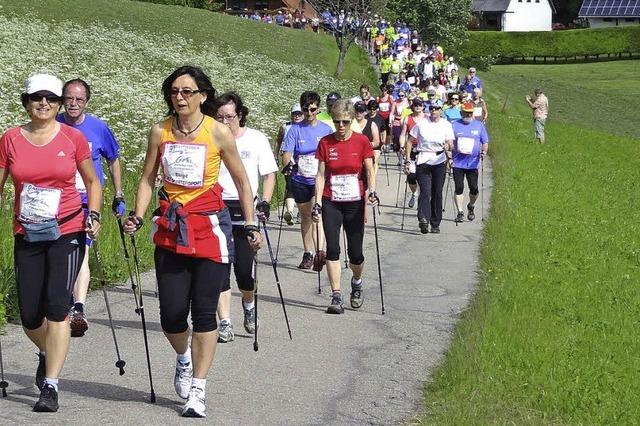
left=19, top=207, right=82, bottom=243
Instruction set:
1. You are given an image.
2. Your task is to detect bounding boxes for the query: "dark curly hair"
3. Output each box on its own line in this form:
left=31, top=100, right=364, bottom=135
left=161, top=65, right=217, bottom=117
left=212, top=91, right=249, bottom=127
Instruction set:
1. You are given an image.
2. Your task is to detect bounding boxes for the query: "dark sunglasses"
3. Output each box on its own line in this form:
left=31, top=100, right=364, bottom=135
left=302, top=106, right=318, bottom=113
left=170, top=88, right=203, bottom=98
left=333, top=119, right=352, bottom=127
left=28, top=92, right=62, bottom=103
left=429, top=106, right=442, bottom=111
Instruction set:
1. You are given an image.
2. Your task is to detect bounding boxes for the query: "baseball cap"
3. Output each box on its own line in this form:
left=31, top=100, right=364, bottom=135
left=461, top=101, right=475, bottom=113
left=291, top=103, right=302, bottom=113
left=411, top=97, right=424, bottom=108
left=354, top=102, right=368, bottom=113
left=326, top=92, right=341, bottom=107
left=429, top=99, right=444, bottom=109
left=25, top=73, right=63, bottom=96
left=427, top=88, right=437, bottom=95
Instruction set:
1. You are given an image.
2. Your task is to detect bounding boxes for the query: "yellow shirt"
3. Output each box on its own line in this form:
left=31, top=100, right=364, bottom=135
left=160, top=115, right=222, bottom=205
left=379, top=57, right=393, bottom=73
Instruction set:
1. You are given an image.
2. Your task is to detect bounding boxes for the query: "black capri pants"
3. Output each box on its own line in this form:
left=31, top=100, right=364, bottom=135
left=15, top=232, right=85, bottom=330
left=155, top=247, right=231, bottom=333
left=321, top=197, right=365, bottom=265
left=453, top=168, right=479, bottom=196
left=225, top=225, right=255, bottom=292
left=416, top=161, right=447, bottom=227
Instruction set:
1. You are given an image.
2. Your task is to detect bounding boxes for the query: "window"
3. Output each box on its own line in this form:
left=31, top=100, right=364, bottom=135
left=603, top=17, right=613, bottom=21
left=625, top=18, right=636, bottom=22
left=535, top=0, right=540, bottom=2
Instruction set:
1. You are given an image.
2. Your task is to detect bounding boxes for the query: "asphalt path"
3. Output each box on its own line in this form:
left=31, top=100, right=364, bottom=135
left=0, top=154, right=492, bottom=424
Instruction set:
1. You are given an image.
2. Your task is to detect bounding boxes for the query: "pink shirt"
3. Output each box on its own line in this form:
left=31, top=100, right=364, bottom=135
left=533, top=94, right=549, bottom=120
left=0, top=124, right=91, bottom=235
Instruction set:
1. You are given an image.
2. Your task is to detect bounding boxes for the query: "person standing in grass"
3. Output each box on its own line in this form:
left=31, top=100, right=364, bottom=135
left=124, top=65, right=261, bottom=418
left=452, top=101, right=489, bottom=223
left=0, top=73, right=102, bottom=412
left=212, top=92, right=277, bottom=344
left=56, top=78, right=125, bottom=338
left=526, top=88, right=549, bottom=144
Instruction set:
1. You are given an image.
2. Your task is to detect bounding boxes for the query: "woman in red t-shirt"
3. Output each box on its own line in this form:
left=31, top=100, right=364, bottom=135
left=312, top=99, right=378, bottom=315
left=0, top=73, right=101, bottom=412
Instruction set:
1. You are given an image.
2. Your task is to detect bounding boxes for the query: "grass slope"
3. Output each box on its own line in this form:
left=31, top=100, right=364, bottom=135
left=422, top=61, right=640, bottom=424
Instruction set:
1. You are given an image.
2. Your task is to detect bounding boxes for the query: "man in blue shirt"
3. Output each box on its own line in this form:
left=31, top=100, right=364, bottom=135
left=282, top=91, right=333, bottom=270
left=451, top=101, right=489, bottom=223
left=392, top=72, right=411, bottom=99
left=56, top=78, right=125, bottom=337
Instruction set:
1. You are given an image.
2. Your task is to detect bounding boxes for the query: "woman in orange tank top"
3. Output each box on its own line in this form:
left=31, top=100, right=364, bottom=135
left=124, top=66, right=261, bottom=418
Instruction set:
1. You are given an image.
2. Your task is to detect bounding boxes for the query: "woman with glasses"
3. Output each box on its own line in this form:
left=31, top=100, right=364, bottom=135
left=312, top=99, right=378, bottom=314
left=124, top=65, right=261, bottom=418
left=0, top=74, right=102, bottom=412
left=212, top=92, right=278, bottom=344
left=406, top=99, right=454, bottom=234
left=444, top=93, right=462, bottom=122
left=390, top=89, right=409, bottom=164
left=281, top=91, right=333, bottom=271
left=376, top=84, right=393, bottom=123
left=399, top=97, right=426, bottom=209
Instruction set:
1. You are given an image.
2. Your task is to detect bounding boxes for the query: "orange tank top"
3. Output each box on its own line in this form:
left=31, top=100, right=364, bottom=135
left=159, top=115, right=222, bottom=205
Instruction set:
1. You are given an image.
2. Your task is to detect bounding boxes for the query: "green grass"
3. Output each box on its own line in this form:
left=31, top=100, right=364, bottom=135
left=422, top=61, right=640, bottom=424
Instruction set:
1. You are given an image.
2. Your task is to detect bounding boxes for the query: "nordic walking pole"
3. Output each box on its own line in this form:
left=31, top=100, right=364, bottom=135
left=342, top=227, right=349, bottom=269
left=443, top=171, right=451, bottom=213
left=261, top=222, right=293, bottom=339
left=383, top=147, right=390, bottom=186
left=400, top=179, right=408, bottom=230
left=395, top=162, right=403, bottom=207
left=371, top=205, right=385, bottom=315
left=315, top=222, right=321, bottom=294
left=116, top=218, right=141, bottom=312
left=253, top=255, right=259, bottom=352
left=275, top=195, right=286, bottom=263
left=450, top=173, right=458, bottom=227
left=91, top=241, right=126, bottom=376
left=129, top=232, right=157, bottom=403
left=481, top=158, right=485, bottom=222
left=0, top=338, right=8, bottom=397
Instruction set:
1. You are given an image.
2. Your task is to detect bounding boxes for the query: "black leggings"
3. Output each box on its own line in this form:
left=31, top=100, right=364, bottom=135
left=321, top=198, right=365, bottom=265
left=453, top=168, right=479, bottom=195
left=225, top=225, right=254, bottom=292
left=15, top=232, right=85, bottom=329
left=416, top=162, right=447, bottom=227
left=155, top=247, right=230, bottom=333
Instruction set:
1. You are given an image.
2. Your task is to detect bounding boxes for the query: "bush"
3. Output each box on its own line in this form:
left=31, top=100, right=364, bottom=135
left=135, top=0, right=221, bottom=11
left=460, top=26, right=640, bottom=60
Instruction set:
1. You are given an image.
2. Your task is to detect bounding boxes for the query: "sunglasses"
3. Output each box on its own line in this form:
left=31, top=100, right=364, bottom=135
left=28, top=93, right=62, bottom=103
left=451, top=97, right=459, bottom=101
left=170, top=88, right=203, bottom=98
left=430, top=106, right=442, bottom=111
left=333, top=119, right=352, bottom=127
left=302, top=106, right=318, bottom=113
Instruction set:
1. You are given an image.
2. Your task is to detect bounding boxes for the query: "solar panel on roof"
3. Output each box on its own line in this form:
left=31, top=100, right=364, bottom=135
left=579, top=0, right=640, bottom=17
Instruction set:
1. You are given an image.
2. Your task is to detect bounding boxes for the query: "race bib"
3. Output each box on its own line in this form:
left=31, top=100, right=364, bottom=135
left=407, top=76, right=416, bottom=85
left=162, top=143, right=206, bottom=188
left=75, top=171, right=87, bottom=193
left=458, top=137, right=475, bottom=155
left=19, top=183, right=62, bottom=222
left=473, top=107, right=483, bottom=117
left=330, top=174, right=361, bottom=202
left=379, top=103, right=390, bottom=112
left=297, top=154, right=319, bottom=178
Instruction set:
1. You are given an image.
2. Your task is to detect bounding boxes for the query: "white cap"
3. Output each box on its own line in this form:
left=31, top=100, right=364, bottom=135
left=25, top=73, right=63, bottom=96
left=291, top=103, right=302, bottom=113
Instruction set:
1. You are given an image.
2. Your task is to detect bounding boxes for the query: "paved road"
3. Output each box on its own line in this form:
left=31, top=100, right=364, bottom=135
left=0, top=155, right=492, bottom=424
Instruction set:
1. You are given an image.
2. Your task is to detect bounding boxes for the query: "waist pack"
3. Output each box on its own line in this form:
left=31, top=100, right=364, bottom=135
left=19, top=207, right=82, bottom=243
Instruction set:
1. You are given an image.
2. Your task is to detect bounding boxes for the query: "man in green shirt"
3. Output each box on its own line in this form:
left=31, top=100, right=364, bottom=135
left=379, top=51, right=393, bottom=85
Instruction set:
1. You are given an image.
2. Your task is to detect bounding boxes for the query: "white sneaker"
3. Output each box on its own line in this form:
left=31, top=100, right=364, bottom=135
left=174, top=358, right=193, bottom=399
left=181, top=386, right=206, bottom=417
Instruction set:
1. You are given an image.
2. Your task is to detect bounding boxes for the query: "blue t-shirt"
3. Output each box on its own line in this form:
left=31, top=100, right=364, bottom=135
left=444, top=106, right=462, bottom=122
left=281, top=121, right=333, bottom=186
left=451, top=120, right=488, bottom=170
left=56, top=113, right=120, bottom=187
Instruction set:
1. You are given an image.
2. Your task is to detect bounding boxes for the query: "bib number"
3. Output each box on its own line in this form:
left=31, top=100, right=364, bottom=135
left=297, top=154, right=319, bottom=178
left=331, top=174, right=361, bottom=202
left=473, top=107, right=483, bottom=117
left=19, top=183, right=61, bottom=223
left=457, top=137, right=475, bottom=155
left=75, top=171, right=87, bottom=193
left=379, top=103, right=390, bottom=112
left=163, top=143, right=206, bottom=188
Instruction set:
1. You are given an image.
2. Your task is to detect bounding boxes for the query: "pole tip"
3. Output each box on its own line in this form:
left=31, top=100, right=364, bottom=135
left=116, top=360, right=126, bottom=376
left=253, top=342, right=259, bottom=352
left=150, top=393, right=157, bottom=403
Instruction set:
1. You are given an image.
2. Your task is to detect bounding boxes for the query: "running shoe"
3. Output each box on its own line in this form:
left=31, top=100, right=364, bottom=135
left=283, top=211, right=294, bottom=226
left=217, top=321, right=235, bottom=343
left=298, top=252, right=313, bottom=269
left=182, top=386, right=206, bottom=418
left=467, top=203, right=476, bottom=221
left=455, top=211, right=464, bottom=223
left=419, top=219, right=429, bottom=234
left=243, top=303, right=257, bottom=334
left=33, top=384, right=59, bottom=412
left=295, top=212, right=301, bottom=224
left=312, top=250, right=326, bottom=272
left=35, top=352, right=45, bottom=391
left=326, top=292, right=344, bottom=314
left=174, top=357, right=193, bottom=399
left=69, top=308, right=88, bottom=337
left=430, top=225, right=441, bottom=234
left=350, top=280, right=364, bottom=309
left=408, top=193, right=416, bottom=208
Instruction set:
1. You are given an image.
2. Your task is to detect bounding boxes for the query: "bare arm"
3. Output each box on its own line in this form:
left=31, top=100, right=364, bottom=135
left=261, top=172, right=276, bottom=203
left=78, top=157, right=103, bottom=237
left=370, top=122, right=380, bottom=149
left=107, top=157, right=123, bottom=195
left=274, top=123, right=286, bottom=158
left=315, top=161, right=326, bottom=207
left=0, top=167, right=8, bottom=208
left=133, top=124, right=162, bottom=220
left=364, top=158, right=375, bottom=194
left=399, top=117, right=408, bottom=154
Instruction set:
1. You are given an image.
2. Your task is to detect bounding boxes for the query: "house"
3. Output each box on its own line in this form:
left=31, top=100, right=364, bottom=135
left=472, top=0, right=556, bottom=31
left=578, top=0, right=640, bottom=28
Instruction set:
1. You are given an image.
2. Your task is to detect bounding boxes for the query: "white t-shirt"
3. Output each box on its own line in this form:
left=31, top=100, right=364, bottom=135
left=218, top=128, right=278, bottom=200
left=409, top=118, right=454, bottom=166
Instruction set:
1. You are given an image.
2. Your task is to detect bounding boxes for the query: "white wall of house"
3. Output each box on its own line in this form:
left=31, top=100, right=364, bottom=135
left=502, top=0, right=553, bottom=31
left=588, top=17, right=640, bottom=28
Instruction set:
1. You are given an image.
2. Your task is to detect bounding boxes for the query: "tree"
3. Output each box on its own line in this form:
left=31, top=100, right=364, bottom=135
left=387, top=0, right=472, bottom=52
left=306, top=0, right=387, bottom=77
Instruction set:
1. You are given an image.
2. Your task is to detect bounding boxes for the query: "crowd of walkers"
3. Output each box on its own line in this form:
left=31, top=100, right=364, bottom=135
left=0, top=19, right=493, bottom=415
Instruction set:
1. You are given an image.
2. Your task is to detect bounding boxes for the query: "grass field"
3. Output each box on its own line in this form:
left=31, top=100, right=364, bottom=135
left=422, top=61, right=640, bottom=424
left=0, top=0, right=376, bottom=325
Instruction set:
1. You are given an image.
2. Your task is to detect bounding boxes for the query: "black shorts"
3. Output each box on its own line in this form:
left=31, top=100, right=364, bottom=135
left=453, top=168, right=479, bottom=195
left=321, top=198, right=366, bottom=265
left=225, top=225, right=255, bottom=292
left=290, top=179, right=315, bottom=204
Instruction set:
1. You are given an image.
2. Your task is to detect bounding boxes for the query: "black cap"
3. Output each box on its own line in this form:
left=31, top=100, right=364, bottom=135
left=411, top=97, right=425, bottom=108
left=326, top=92, right=341, bottom=107
left=355, top=102, right=368, bottom=113
left=367, top=99, right=379, bottom=110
